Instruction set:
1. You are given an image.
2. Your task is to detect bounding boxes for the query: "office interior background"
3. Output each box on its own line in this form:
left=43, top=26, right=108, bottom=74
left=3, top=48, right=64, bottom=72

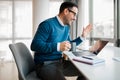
left=0, top=0, right=120, bottom=62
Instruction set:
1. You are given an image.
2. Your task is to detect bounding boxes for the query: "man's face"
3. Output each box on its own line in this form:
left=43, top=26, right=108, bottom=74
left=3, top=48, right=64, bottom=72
left=64, top=7, right=78, bottom=25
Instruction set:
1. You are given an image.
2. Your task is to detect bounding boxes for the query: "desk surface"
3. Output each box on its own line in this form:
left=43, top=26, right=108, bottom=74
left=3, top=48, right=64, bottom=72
left=63, top=46, right=120, bottom=80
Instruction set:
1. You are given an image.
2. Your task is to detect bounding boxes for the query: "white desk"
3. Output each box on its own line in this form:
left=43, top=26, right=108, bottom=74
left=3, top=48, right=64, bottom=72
left=63, top=46, right=120, bottom=80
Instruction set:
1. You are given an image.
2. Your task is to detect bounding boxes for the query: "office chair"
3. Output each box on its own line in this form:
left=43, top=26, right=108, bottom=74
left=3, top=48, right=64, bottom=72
left=9, top=42, right=41, bottom=80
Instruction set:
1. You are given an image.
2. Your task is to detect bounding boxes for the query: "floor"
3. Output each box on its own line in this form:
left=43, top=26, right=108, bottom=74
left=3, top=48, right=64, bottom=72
left=0, top=61, right=77, bottom=80
left=0, top=61, right=18, bottom=80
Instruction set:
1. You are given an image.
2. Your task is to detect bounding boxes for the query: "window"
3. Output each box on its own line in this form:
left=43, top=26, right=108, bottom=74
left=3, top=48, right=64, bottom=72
left=92, top=0, right=114, bottom=38
left=89, top=0, right=115, bottom=46
left=77, top=0, right=115, bottom=49
left=0, top=0, right=32, bottom=61
left=0, top=1, right=12, bottom=38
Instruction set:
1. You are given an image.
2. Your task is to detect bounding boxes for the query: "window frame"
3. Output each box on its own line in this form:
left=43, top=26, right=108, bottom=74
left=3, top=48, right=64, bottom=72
left=88, top=0, right=119, bottom=46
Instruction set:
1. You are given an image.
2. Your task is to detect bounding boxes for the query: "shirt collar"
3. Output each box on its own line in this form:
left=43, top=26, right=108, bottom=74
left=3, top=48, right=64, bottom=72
left=56, top=15, right=65, bottom=26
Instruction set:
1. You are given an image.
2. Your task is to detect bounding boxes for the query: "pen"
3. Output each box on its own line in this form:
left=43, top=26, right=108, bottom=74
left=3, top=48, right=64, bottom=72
left=82, top=56, right=93, bottom=60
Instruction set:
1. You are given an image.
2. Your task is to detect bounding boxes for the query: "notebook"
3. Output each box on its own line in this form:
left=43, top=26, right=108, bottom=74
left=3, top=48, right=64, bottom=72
left=73, top=56, right=105, bottom=65
left=112, top=57, right=120, bottom=62
left=72, top=40, right=108, bottom=57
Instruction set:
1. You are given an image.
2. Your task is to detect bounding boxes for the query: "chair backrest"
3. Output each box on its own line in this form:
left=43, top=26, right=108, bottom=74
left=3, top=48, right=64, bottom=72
left=9, top=42, right=35, bottom=80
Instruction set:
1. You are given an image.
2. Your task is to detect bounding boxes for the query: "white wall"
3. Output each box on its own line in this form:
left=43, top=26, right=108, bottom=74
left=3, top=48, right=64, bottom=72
left=32, top=0, right=49, bottom=35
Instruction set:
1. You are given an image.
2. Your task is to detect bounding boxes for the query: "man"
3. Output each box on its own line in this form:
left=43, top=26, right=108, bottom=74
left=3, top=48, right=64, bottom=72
left=31, top=1, right=92, bottom=80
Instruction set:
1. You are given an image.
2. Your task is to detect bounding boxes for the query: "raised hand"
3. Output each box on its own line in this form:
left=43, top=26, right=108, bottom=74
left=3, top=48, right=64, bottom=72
left=81, top=24, right=92, bottom=38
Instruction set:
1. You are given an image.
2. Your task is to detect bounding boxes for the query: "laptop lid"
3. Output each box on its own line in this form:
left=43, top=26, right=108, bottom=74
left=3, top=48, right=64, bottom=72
left=72, top=40, right=109, bottom=56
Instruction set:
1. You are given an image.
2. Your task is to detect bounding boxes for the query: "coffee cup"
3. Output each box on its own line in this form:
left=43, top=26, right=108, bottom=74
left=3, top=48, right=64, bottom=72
left=71, top=42, right=76, bottom=52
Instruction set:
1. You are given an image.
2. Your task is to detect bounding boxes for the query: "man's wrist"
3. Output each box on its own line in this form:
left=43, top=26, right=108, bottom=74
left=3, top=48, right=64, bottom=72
left=80, top=36, right=86, bottom=41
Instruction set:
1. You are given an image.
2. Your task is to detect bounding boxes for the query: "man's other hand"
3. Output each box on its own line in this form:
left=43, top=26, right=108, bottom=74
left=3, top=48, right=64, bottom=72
left=81, top=24, right=92, bottom=38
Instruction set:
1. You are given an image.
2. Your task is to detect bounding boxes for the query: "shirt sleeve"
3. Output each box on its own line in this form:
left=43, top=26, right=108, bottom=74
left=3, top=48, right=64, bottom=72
left=70, top=36, right=83, bottom=45
left=57, top=43, right=60, bottom=51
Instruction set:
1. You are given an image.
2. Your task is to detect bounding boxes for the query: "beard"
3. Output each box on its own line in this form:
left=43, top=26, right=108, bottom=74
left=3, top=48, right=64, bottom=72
left=63, top=17, right=72, bottom=26
left=65, top=22, right=71, bottom=26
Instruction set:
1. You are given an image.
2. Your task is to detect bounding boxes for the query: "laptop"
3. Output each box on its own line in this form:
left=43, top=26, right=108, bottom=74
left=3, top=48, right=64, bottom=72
left=72, top=40, right=108, bottom=57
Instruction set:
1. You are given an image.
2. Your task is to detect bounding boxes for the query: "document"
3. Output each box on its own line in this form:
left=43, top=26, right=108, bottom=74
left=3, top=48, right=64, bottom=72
left=73, top=55, right=105, bottom=65
left=113, top=57, right=120, bottom=62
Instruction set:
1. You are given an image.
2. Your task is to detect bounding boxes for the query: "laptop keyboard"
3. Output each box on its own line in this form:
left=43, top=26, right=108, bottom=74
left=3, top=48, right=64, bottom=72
left=72, top=51, right=96, bottom=56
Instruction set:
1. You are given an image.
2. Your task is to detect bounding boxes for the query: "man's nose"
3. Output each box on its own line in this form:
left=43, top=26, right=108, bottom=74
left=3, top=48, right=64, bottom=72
left=73, top=16, right=76, bottom=20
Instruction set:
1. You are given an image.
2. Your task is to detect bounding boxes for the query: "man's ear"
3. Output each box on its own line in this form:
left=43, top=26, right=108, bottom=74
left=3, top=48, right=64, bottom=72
left=64, top=8, right=69, bottom=15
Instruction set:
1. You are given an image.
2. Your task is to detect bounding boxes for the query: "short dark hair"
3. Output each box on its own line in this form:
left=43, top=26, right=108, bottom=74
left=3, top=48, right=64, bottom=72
left=59, top=2, right=78, bottom=13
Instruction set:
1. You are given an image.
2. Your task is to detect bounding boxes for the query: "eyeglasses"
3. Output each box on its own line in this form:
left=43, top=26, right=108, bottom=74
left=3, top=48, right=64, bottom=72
left=67, top=8, right=77, bottom=17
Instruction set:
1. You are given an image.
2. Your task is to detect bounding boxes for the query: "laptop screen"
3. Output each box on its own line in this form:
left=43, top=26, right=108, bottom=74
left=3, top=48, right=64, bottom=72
left=72, top=40, right=108, bottom=56
left=89, top=40, right=108, bottom=55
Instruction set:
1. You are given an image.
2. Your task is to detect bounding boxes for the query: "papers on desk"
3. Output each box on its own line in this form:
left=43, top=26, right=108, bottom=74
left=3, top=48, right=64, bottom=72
left=112, top=57, right=120, bottom=62
left=73, top=55, right=105, bottom=65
